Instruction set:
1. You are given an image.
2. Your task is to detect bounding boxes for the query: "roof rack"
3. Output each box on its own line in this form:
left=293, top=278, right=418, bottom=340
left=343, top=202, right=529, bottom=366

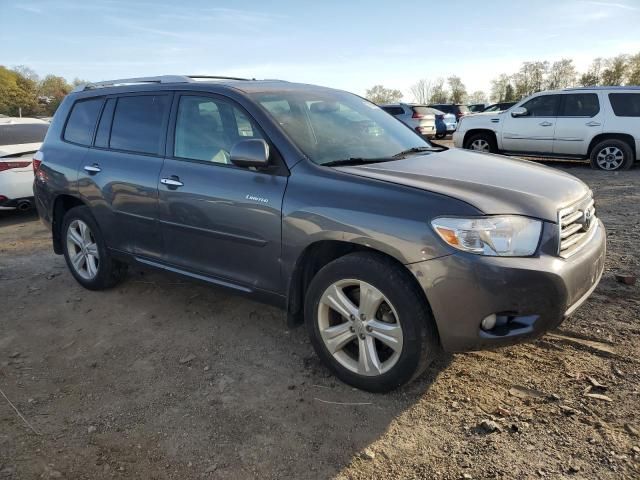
left=563, top=85, right=640, bottom=91
left=72, top=74, right=255, bottom=93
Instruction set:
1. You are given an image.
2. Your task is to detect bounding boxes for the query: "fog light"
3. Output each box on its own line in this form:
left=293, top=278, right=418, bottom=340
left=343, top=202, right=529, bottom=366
left=481, top=314, right=497, bottom=331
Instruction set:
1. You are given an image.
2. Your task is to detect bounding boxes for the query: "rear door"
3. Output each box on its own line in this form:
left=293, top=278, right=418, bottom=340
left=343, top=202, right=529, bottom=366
left=501, top=94, right=560, bottom=153
left=78, top=93, right=171, bottom=258
left=157, top=93, right=288, bottom=293
left=553, top=93, right=603, bottom=156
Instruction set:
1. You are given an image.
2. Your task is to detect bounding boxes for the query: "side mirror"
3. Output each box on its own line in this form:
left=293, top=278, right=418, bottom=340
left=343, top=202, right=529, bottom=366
left=230, top=139, right=269, bottom=168
left=511, top=107, right=528, bottom=118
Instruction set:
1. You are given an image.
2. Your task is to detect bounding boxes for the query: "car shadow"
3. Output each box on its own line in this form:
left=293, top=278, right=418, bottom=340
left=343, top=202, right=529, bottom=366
left=0, top=208, right=39, bottom=228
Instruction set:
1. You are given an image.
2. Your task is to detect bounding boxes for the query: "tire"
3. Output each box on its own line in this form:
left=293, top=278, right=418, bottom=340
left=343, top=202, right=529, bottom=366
left=305, top=252, right=439, bottom=393
left=435, top=132, right=446, bottom=139
left=590, top=139, right=634, bottom=171
left=464, top=132, right=498, bottom=153
left=61, top=206, right=127, bottom=290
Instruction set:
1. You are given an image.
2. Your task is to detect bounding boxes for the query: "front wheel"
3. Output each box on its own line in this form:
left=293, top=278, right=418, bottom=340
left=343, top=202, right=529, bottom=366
left=464, top=132, right=498, bottom=153
left=590, top=139, right=634, bottom=171
left=305, top=253, right=439, bottom=392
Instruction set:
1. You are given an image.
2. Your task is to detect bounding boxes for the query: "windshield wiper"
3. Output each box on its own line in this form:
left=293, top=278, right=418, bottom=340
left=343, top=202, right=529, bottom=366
left=391, top=146, right=444, bottom=158
left=322, top=157, right=390, bottom=167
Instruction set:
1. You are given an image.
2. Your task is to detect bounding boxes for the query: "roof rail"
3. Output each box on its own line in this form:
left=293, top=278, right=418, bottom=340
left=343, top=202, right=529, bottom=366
left=72, top=75, right=193, bottom=93
left=187, top=75, right=254, bottom=81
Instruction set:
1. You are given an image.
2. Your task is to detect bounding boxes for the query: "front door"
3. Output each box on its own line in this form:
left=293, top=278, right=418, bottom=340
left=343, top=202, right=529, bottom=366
left=157, top=93, right=288, bottom=293
left=501, top=94, right=560, bottom=154
left=553, top=93, right=604, bottom=156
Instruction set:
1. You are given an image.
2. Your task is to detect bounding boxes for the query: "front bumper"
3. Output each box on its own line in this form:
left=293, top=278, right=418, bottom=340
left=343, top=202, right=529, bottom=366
left=408, top=219, right=606, bottom=352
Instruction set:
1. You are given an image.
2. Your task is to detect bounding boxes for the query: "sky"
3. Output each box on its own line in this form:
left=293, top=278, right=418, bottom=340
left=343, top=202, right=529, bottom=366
left=1, top=0, right=639, bottom=100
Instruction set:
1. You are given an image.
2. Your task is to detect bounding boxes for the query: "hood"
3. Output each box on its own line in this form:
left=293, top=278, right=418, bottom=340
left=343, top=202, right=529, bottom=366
left=336, top=149, right=589, bottom=222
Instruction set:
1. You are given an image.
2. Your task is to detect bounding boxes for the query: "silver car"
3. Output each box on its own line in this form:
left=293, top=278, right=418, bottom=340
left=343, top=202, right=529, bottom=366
left=380, top=103, right=437, bottom=138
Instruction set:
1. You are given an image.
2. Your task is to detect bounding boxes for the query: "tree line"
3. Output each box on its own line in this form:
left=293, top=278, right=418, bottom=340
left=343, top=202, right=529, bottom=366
left=366, top=51, right=640, bottom=105
left=0, top=65, right=87, bottom=117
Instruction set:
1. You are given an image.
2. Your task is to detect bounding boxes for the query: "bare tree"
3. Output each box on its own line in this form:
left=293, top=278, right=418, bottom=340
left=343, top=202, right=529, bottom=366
left=468, top=90, right=488, bottom=104
left=429, top=78, right=448, bottom=103
left=628, top=53, right=640, bottom=85
left=490, top=74, right=512, bottom=102
left=601, top=55, right=629, bottom=85
left=547, top=59, right=577, bottom=89
left=579, top=58, right=604, bottom=86
left=365, top=85, right=403, bottom=104
left=410, top=79, right=433, bottom=104
left=447, top=76, right=467, bottom=103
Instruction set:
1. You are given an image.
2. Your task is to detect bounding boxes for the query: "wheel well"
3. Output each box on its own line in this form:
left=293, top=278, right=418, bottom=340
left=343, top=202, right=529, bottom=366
left=286, top=240, right=432, bottom=329
left=52, top=195, right=86, bottom=254
left=588, top=133, right=637, bottom=160
left=463, top=129, right=497, bottom=148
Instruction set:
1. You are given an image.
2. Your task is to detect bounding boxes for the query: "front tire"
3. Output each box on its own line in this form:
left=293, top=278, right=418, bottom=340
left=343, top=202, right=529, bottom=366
left=590, top=139, right=634, bottom=171
left=464, top=132, right=498, bottom=153
left=305, top=252, right=439, bottom=392
left=62, top=206, right=127, bottom=290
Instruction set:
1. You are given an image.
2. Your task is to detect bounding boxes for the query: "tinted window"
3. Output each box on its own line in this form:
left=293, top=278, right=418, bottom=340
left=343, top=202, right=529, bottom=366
left=456, top=105, right=470, bottom=114
left=520, top=95, right=560, bottom=117
left=382, top=106, right=404, bottom=116
left=0, top=123, right=48, bottom=147
left=174, top=96, right=263, bottom=164
left=63, top=98, right=103, bottom=145
left=94, top=98, right=116, bottom=148
left=561, top=94, right=599, bottom=117
left=110, top=95, right=169, bottom=154
left=609, top=93, right=640, bottom=117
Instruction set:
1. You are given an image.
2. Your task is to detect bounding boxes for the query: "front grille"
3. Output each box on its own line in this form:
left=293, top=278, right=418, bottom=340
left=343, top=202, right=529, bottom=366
left=558, top=193, right=597, bottom=258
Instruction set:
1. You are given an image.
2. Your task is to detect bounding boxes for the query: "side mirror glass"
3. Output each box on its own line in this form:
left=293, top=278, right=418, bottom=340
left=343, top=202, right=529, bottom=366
left=230, top=139, right=269, bottom=168
left=511, top=107, right=528, bottom=118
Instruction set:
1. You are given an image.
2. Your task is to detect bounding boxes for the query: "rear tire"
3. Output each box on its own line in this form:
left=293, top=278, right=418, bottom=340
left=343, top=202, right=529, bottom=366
left=590, top=139, right=634, bottom=171
left=464, top=132, right=498, bottom=153
left=61, top=206, right=127, bottom=290
left=305, top=252, right=439, bottom=393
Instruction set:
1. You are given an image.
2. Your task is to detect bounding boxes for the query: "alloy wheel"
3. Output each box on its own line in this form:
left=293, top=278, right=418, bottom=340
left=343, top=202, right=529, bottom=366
left=66, top=219, right=99, bottom=280
left=470, top=139, right=490, bottom=151
left=596, top=146, right=624, bottom=170
left=317, top=279, right=403, bottom=376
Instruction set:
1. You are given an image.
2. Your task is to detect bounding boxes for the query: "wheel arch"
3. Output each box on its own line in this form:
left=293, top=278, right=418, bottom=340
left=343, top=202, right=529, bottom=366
left=587, top=133, right=637, bottom=161
left=285, top=240, right=435, bottom=333
left=463, top=128, right=499, bottom=149
left=51, top=194, right=88, bottom=254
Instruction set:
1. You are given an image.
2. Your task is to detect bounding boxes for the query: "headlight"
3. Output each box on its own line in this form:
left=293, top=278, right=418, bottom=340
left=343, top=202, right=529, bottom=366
left=431, top=216, right=542, bottom=256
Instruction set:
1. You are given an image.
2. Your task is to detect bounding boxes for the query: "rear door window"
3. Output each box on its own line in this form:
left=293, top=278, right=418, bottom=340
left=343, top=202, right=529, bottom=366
left=560, top=94, right=600, bottom=117
left=608, top=93, right=640, bottom=117
left=110, top=95, right=170, bottom=154
left=63, top=98, right=103, bottom=145
left=519, top=95, right=560, bottom=117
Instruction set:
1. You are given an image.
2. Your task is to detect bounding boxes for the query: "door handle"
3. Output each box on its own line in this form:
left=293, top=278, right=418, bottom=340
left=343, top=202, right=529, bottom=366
left=83, top=164, right=101, bottom=174
left=586, top=121, right=601, bottom=127
left=160, top=176, right=184, bottom=187
left=539, top=121, right=553, bottom=127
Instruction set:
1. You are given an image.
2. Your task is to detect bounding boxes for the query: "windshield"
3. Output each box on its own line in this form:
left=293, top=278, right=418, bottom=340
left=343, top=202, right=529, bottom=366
left=251, top=89, right=432, bottom=165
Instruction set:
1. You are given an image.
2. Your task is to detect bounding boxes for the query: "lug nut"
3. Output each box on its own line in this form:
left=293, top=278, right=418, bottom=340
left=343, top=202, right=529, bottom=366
left=360, top=314, right=366, bottom=320
left=366, top=326, right=372, bottom=332
left=349, top=314, right=355, bottom=320
left=359, top=334, right=365, bottom=340
left=350, top=326, right=355, bottom=333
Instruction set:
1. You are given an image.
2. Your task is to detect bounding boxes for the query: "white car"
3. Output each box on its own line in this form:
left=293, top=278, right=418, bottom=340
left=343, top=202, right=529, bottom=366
left=453, top=87, right=640, bottom=171
left=0, top=117, right=49, bottom=210
left=379, top=103, right=437, bottom=138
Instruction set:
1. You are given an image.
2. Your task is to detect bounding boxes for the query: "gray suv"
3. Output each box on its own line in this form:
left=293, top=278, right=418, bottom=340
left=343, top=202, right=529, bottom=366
left=34, top=76, right=606, bottom=392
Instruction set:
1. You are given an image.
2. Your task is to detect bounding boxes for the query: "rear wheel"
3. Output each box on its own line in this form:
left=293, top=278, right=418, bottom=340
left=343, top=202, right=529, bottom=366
left=590, top=139, right=634, bottom=171
left=464, top=132, right=498, bottom=153
left=305, top=252, right=439, bottom=392
left=62, top=206, right=127, bottom=290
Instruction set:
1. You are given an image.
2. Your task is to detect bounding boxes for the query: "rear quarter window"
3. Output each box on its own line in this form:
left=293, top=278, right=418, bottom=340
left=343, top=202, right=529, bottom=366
left=63, top=98, right=104, bottom=146
left=608, top=93, right=640, bottom=117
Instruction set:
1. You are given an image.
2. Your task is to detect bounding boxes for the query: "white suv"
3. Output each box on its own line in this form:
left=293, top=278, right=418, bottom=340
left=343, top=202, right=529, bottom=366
left=453, top=87, right=640, bottom=171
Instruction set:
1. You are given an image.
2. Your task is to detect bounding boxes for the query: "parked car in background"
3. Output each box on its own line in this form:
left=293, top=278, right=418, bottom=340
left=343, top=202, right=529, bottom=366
left=0, top=117, right=49, bottom=211
left=467, top=103, right=485, bottom=113
left=379, top=103, right=436, bottom=137
left=35, top=76, right=606, bottom=392
left=427, top=108, right=457, bottom=139
left=428, top=103, right=470, bottom=121
left=453, top=86, right=640, bottom=171
left=482, top=102, right=517, bottom=113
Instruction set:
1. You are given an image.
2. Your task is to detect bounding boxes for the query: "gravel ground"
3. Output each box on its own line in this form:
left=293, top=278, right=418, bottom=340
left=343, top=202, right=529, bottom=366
left=1, top=154, right=639, bottom=479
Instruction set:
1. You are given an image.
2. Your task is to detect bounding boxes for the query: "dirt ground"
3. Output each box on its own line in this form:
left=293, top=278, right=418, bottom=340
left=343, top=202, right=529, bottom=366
left=1, top=155, right=639, bottom=479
